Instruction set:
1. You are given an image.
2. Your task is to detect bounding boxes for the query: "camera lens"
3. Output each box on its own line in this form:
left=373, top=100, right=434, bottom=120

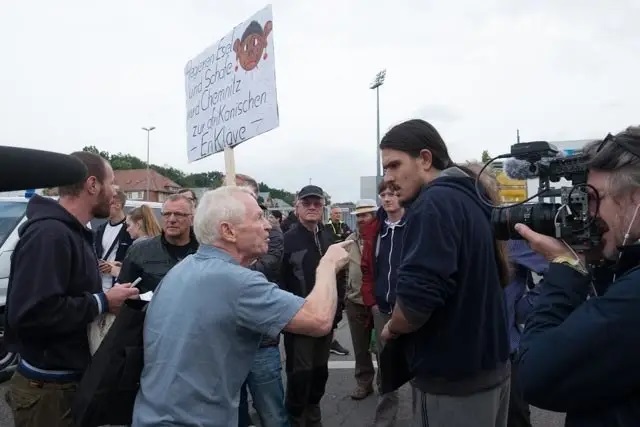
left=491, top=203, right=560, bottom=240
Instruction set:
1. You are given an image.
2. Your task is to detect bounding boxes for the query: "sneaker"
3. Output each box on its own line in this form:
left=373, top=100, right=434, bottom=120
left=330, top=339, right=350, bottom=356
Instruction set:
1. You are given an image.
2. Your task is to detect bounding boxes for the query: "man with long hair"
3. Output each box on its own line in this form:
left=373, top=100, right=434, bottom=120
left=378, top=119, right=511, bottom=427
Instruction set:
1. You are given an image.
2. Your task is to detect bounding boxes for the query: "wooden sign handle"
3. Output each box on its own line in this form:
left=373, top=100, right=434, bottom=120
left=224, top=147, right=236, bottom=186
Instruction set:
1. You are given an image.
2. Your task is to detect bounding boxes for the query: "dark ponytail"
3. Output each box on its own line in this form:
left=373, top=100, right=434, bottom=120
left=379, top=119, right=453, bottom=170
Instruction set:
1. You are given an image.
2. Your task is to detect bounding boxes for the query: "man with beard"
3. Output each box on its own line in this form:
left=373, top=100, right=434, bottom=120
left=117, top=193, right=199, bottom=294
left=516, top=126, right=640, bottom=426
left=5, top=151, right=140, bottom=427
left=343, top=199, right=378, bottom=401
left=95, top=190, right=134, bottom=292
left=378, top=119, right=511, bottom=427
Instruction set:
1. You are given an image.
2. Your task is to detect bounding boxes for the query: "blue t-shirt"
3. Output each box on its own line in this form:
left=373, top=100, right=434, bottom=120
left=132, top=245, right=305, bottom=427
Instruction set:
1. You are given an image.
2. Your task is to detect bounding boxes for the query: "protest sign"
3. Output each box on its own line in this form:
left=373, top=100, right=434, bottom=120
left=184, top=4, right=279, bottom=164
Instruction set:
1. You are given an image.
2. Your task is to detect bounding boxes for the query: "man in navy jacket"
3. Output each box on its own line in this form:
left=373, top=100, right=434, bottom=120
left=378, top=119, right=511, bottom=427
left=361, top=180, right=405, bottom=426
left=515, top=126, right=640, bottom=427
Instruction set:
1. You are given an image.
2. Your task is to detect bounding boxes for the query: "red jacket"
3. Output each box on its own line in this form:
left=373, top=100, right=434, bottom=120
left=360, top=218, right=380, bottom=307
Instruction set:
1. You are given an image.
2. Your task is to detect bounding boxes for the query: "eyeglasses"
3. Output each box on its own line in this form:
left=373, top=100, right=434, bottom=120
left=161, top=211, right=191, bottom=219
left=596, top=133, right=640, bottom=159
left=300, top=200, right=324, bottom=208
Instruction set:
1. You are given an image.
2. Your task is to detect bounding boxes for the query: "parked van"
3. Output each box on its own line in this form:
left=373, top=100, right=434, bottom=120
left=0, top=196, right=163, bottom=379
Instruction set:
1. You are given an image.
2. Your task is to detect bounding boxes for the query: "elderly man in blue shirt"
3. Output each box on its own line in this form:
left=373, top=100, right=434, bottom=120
left=132, top=185, right=352, bottom=427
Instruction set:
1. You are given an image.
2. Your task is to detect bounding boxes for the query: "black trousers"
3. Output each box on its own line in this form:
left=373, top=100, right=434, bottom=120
left=508, top=355, right=532, bottom=427
left=283, top=332, right=332, bottom=425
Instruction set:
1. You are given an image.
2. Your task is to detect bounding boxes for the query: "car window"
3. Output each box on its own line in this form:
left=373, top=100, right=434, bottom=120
left=0, top=202, right=27, bottom=247
left=89, top=205, right=162, bottom=231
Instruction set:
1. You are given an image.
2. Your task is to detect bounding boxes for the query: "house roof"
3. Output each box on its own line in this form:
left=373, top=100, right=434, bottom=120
left=114, top=169, right=181, bottom=193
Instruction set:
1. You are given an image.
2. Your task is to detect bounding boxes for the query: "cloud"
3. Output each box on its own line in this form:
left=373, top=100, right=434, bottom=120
left=412, top=105, right=462, bottom=124
left=0, top=0, right=639, bottom=202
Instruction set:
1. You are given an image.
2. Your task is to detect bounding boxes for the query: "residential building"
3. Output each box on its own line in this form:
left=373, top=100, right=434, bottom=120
left=258, top=192, right=293, bottom=211
left=114, top=169, right=182, bottom=202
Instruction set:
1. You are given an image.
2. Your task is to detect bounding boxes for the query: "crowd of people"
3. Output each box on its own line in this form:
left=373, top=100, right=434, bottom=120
left=3, top=119, right=640, bottom=427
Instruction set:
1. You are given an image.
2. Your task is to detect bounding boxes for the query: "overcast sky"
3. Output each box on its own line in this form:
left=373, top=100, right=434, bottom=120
left=2, top=1, right=639, bottom=202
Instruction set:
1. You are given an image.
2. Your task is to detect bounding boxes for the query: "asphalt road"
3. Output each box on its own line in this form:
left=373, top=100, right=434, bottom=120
left=320, top=321, right=566, bottom=426
left=0, top=320, right=567, bottom=426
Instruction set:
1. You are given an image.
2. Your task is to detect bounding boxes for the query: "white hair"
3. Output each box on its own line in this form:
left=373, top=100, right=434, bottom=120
left=193, top=186, right=254, bottom=245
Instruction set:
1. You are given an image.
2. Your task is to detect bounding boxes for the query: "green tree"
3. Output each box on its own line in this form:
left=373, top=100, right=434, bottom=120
left=82, top=146, right=271, bottom=192
left=182, top=171, right=224, bottom=188
left=258, top=182, right=296, bottom=206
left=82, top=145, right=111, bottom=160
left=109, top=153, right=147, bottom=170
left=481, top=150, right=491, bottom=163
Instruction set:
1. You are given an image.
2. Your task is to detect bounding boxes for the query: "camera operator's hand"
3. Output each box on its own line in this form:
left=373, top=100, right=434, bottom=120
left=515, top=223, right=575, bottom=261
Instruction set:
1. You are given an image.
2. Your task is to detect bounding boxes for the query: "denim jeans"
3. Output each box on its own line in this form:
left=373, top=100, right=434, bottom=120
left=238, top=345, right=289, bottom=427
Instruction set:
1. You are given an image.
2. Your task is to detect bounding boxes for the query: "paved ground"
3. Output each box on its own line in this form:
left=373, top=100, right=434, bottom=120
left=318, top=320, right=566, bottom=426
left=0, top=319, right=567, bottom=426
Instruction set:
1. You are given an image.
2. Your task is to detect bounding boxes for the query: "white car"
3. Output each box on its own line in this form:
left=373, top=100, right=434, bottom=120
left=0, top=195, right=162, bottom=380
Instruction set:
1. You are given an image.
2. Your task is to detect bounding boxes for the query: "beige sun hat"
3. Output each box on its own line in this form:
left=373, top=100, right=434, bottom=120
left=351, top=199, right=378, bottom=215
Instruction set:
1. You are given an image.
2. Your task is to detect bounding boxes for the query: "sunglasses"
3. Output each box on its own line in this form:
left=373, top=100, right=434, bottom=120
left=161, top=211, right=191, bottom=218
left=300, top=200, right=324, bottom=208
left=596, top=133, right=640, bottom=159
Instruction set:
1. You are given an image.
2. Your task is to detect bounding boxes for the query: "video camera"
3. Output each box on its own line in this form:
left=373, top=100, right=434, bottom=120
left=489, top=141, right=602, bottom=251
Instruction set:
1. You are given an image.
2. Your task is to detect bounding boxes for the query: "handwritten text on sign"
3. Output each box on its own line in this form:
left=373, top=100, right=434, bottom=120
left=184, top=5, right=279, bottom=163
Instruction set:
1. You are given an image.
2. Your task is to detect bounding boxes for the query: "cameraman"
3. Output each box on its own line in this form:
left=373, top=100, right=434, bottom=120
left=515, top=126, right=640, bottom=426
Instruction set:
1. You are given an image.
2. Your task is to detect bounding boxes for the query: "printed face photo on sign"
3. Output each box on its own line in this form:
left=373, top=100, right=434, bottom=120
left=233, top=20, right=273, bottom=72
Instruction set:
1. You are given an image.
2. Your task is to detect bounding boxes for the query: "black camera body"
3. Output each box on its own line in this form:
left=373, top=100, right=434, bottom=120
left=491, top=141, right=601, bottom=251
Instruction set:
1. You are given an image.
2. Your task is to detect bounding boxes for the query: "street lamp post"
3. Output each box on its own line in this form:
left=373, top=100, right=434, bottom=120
left=141, top=126, right=156, bottom=201
left=369, top=70, right=386, bottom=186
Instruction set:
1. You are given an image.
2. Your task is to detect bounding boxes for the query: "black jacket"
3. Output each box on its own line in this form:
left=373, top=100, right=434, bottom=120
left=517, top=245, right=640, bottom=427
left=93, top=218, right=133, bottom=262
left=281, top=223, right=345, bottom=329
left=117, top=231, right=198, bottom=293
left=326, top=220, right=352, bottom=242
left=250, top=226, right=284, bottom=284
left=251, top=226, right=284, bottom=347
left=5, top=196, right=105, bottom=374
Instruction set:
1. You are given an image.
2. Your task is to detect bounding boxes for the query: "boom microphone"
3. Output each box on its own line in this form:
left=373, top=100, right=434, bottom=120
left=504, top=152, right=567, bottom=180
left=503, top=158, right=540, bottom=180
left=0, top=146, right=87, bottom=192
